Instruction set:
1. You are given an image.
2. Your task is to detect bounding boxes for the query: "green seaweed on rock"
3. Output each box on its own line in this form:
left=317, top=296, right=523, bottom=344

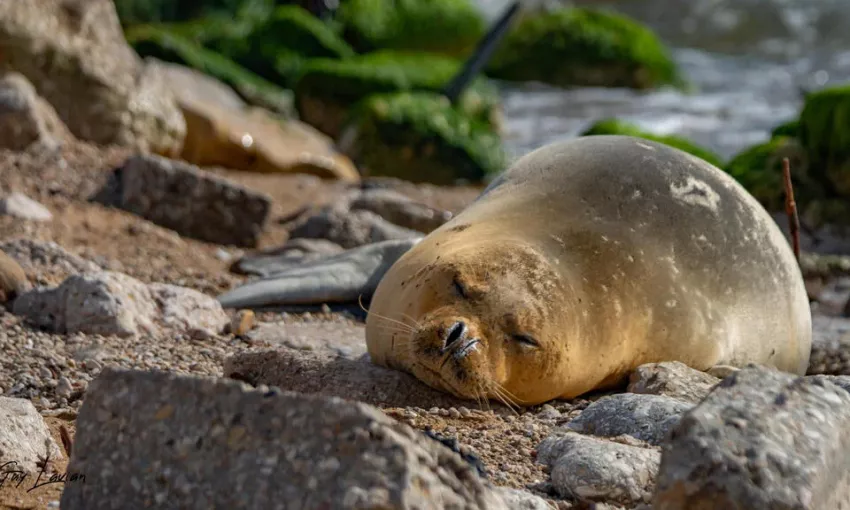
left=771, top=120, right=799, bottom=139
left=335, top=0, right=487, bottom=56
left=486, top=7, right=684, bottom=90
left=798, top=84, right=850, bottom=196
left=294, top=50, right=502, bottom=137
left=125, top=24, right=295, bottom=116
left=343, top=92, right=507, bottom=185
left=581, top=119, right=723, bottom=167
left=147, top=6, right=354, bottom=89
left=114, top=0, right=273, bottom=26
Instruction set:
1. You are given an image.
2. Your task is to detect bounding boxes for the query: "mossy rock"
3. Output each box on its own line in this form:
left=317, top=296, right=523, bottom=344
left=342, top=92, right=507, bottom=185
left=126, top=24, right=295, bottom=116
left=723, top=136, right=814, bottom=213
left=154, top=6, right=353, bottom=89
left=486, top=7, right=683, bottom=90
left=581, top=119, right=723, bottom=167
left=771, top=119, right=799, bottom=139
left=294, top=50, right=502, bottom=138
left=114, top=0, right=273, bottom=25
left=798, top=84, right=850, bottom=196
left=335, top=0, right=486, bottom=56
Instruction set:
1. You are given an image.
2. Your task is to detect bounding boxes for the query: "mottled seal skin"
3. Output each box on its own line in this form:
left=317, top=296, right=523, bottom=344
left=364, top=135, right=812, bottom=406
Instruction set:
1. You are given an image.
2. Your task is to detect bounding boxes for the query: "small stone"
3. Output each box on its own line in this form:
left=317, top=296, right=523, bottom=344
left=188, top=328, right=213, bottom=341
left=567, top=393, right=692, bottom=446
left=288, top=205, right=422, bottom=249
left=537, top=404, right=561, bottom=420
left=230, top=309, right=255, bottom=336
left=537, top=431, right=660, bottom=506
left=628, top=361, right=720, bottom=404
left=448, top=407, right=461, bottom=419
left=55, top=377, right=72, bottom=399
left=0, top=192, right=53, bottom=222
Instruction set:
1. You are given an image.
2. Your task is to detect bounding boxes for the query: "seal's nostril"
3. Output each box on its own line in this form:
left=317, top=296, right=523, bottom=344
left=444, top=321, right=466, bottom=349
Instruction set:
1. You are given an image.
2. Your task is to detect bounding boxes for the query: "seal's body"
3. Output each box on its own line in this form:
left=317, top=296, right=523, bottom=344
left=365, top=135, right=812, bottom=405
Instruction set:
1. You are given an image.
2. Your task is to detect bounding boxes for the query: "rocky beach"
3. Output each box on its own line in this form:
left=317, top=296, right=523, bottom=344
left=3, top=0, right=850, bottom=508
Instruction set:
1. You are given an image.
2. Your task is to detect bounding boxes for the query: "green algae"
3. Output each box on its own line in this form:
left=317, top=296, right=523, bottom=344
left=343, top=92, right=507, bottom=185
left=486, top=7, right=683, bottom=90
left=335, top=0, right=486, bottom=56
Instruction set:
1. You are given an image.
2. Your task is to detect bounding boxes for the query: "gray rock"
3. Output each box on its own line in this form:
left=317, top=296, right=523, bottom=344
left=537, top=431, right=660, bottom=506
left=808, top=315, right=850, bottom=376
left=494, top=487, right=552, bottom=509
left=224, top=346, right=511, bottom=411
left=0, top=192, right=53, bottom=222
left=0, top=396, right=64, bottom=475
left=289, top=205, right=422, bottom=249
left=13, top=271, right=228, bottom=338
left=119, top=154, right=272, bottom=247
left=61, top=367, right=508, bottom=510
left=0, top=0, right=185, bottom=154
left=653, top=366, right=850, bottom=509
left=232, top=238, right=345, bottom=277
left=806, top=374, right=850, bottom=394
left=0, top=238, right=101, bottom=277
left=350, top=188, right=453, bottom=233
left=566, top=393, right=692, bottom=446
left=0, top=72, right=71, bottom=151
left=628, top=361, right=720, bottom=404
left=148, top=282, right=230, bottom=336
left=217, top=238, right=418, bottom=308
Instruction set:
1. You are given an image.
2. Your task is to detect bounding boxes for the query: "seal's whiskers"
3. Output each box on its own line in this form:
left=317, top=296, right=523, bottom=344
left=489, top=381, right=521, bottom=415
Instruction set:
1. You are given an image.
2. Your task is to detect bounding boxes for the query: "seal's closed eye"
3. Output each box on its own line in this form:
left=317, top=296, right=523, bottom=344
left=452, top=275, right=468, bottom=299
left=512, top=334, right=539, bottom=348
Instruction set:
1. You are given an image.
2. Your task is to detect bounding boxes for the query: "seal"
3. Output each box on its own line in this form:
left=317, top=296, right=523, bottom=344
left=364, top=135, right=812, bottom=406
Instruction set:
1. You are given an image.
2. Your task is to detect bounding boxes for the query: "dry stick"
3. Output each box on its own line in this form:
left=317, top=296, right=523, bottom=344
left=782, top=157, right=801, bottom=263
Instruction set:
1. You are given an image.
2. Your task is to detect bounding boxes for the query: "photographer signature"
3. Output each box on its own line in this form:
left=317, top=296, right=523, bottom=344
left=0, top=454, right=85, bottom=493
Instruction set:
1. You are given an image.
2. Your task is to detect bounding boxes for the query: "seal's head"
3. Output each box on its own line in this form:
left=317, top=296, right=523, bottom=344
left=367, top=235, right=578, bottom=406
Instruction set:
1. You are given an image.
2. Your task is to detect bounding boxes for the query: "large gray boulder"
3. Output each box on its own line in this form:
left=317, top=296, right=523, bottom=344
left=654, top=366, right=850, bottom=509
left=61, top=367, right=510, bottom=509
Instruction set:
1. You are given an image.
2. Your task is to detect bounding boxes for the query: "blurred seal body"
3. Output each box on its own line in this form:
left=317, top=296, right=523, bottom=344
left=365, top=135, right=812, bottom=405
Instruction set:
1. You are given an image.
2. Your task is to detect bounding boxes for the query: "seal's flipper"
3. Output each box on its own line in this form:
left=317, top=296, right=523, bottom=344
left=217, top=238, right=421, bottom=309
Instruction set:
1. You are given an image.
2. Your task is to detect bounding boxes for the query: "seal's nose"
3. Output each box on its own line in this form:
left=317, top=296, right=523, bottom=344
left=443, top=320, right=467, bottom=350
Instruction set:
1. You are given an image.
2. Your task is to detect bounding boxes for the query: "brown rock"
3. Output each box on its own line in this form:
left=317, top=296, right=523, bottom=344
left=0, top=0, right=185, bottom=155
left=230, top=309, right=255, bottom=336
left=151, top=57, right=358, bottom=181
left=0, top=249, right=29, bottom=303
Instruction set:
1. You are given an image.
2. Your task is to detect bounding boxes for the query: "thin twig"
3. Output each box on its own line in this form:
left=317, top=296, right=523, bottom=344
left=782, top=157, right=801, bottom=263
